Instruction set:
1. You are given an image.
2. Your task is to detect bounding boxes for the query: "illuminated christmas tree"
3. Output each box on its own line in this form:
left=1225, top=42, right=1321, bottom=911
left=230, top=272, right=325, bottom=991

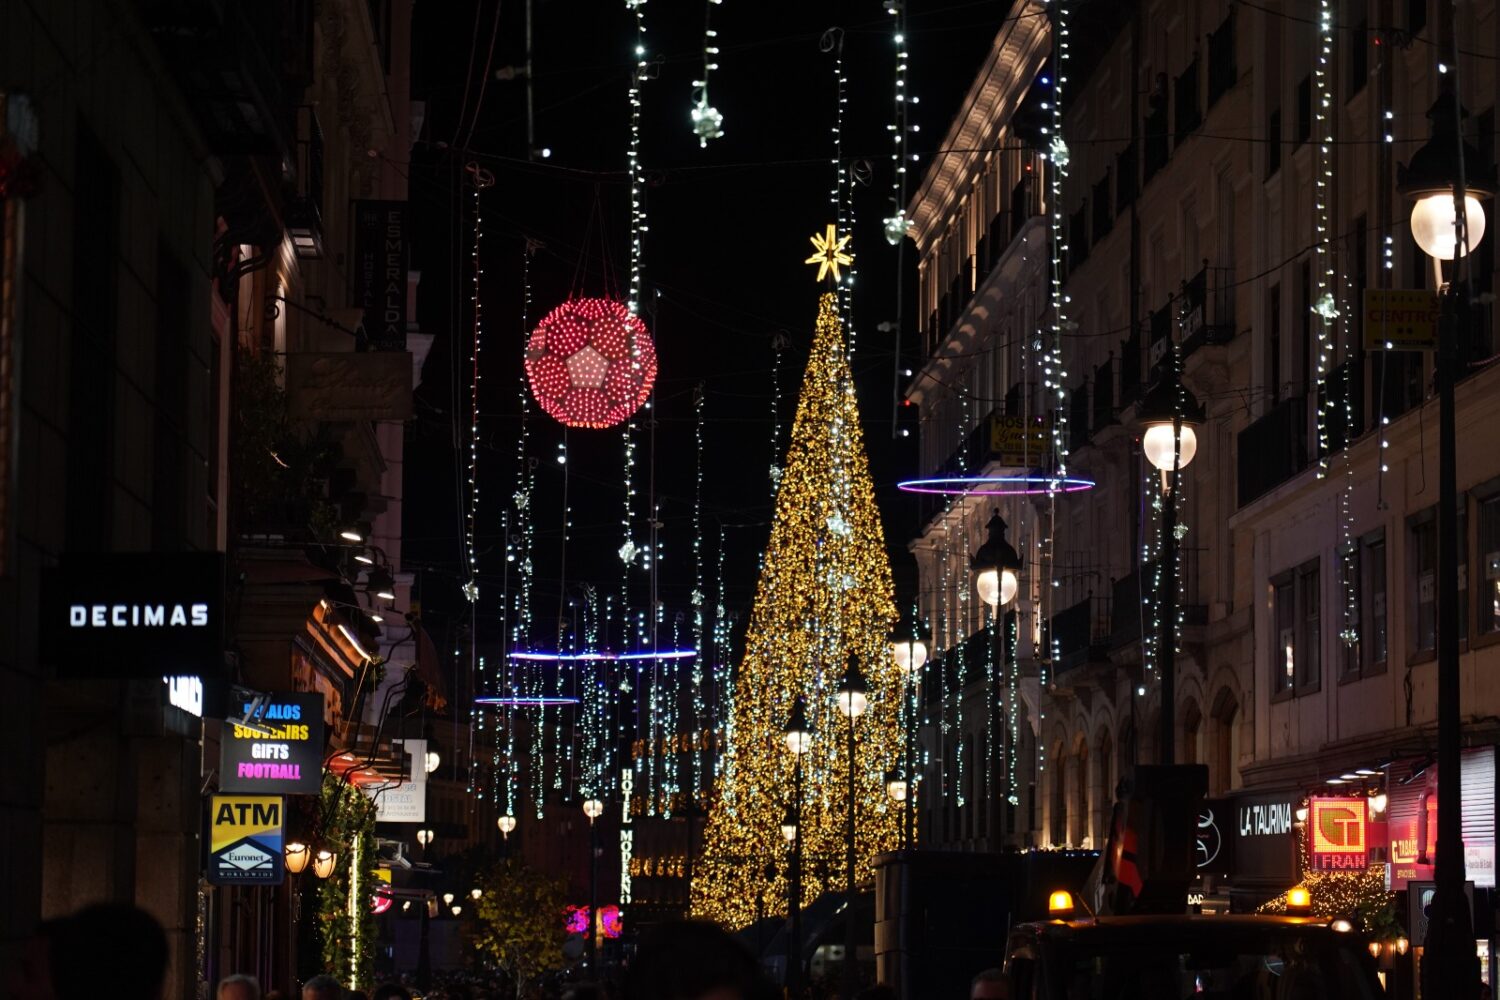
left=692, top=285, right=900, bottom=928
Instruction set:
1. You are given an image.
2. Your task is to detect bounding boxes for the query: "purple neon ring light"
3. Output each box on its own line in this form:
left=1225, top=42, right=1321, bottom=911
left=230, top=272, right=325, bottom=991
left=505, top=649, right=697, bottom=662
left=896, top=475, right=1095, bottom=497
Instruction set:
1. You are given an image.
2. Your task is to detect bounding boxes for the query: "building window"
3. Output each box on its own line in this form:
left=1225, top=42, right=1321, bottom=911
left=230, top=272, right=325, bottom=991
left=1267, top=107, right=1282, bottom=178
left=1271, top=558, right=1320, bottom=695
left=1408, top=0, right=1427, bottom=36
left=1481, top=493, right=1500, bottom=635
left=1340, top=530, right=1388, bottom=679
left=1050, top=742, right=1067, bottom=846
left=1410, top=505, right=1468, bottom=654
left=1363, top=531, right=1388, bottom=670
left=1296, top=75, right=1313, bottom=146
left=1268, top=283, right=1282, bottom=402
left=1348, top=16, right=1368, bottom=99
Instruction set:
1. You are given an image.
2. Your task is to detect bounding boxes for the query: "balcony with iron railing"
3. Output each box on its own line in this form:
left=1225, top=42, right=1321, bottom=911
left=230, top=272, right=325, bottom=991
left=920, top=617, right=1017, bottom=712
left=1109, top=548, right=1207, bottom=649
left=916, top=401, right=1049, bottom=527
left=922, top=162, right=1044, bottom=354
left=1048, top=594, right=1113, bottom=675
left=1236, top=394, right=1309, bottom=507
left=1147, top=263, right=1236, bottom=381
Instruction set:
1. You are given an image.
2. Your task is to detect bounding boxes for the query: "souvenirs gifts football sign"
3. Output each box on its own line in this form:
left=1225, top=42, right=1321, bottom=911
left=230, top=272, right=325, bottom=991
left=219, top=693, right=325, bottom=796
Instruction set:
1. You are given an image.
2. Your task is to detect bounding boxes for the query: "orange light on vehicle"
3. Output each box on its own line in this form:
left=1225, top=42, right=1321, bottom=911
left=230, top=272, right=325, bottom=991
left=1286, top=887, right=1311, bottom=913
left=1048, top=890, right=1075, bottom=916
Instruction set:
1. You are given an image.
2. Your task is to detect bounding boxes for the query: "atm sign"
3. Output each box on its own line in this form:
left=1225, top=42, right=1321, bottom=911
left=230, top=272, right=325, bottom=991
left=1308, top=797, right=1368, bottom=871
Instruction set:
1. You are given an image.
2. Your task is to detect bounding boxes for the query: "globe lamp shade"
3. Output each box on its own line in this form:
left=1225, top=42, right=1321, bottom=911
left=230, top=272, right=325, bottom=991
left=525, top=298, right=658, bottom=429
left=891, top=638, right=927, bottom=673
left=1141, top=422, right=1199, bottom=473
left=424, top=750, right=441, bottom=774
left=885, top=771, right=909, bottom=803
left=583, top=798, right=605, bottom=822
left=1410, top=192, right=1487, bottom=261
left=974, top=566, right=1019, bottom=609
left=1135, top=376, right=1206, bottom=473
left=284, top=841, right=311, bottom=875
left=497, top=814, right=517, bottom=838
left=783, top=696, right=813, bottom=756
left=780, top=807, right=798, bottom=843
left=971, top=511, right=1022, bottom=609
left=312, top=849, right=337, bottom=880
left=836, top=657, right=869, bottom=719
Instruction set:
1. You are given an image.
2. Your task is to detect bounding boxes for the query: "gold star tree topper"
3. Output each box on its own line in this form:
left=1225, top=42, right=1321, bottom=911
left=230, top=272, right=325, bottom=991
left=804, top=224, right=853, bottom=283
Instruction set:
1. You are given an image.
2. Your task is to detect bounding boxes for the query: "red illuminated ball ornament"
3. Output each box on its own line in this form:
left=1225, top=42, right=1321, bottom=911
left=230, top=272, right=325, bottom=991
left=525, top=298, right=657, bottom=429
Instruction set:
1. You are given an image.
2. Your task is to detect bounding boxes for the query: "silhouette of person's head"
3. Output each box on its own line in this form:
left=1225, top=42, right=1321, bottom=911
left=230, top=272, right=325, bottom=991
left=623, top=921, right=775, bottom=1000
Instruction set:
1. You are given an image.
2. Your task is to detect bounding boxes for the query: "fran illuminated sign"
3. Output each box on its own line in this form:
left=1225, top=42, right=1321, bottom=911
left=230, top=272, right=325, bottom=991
left=1308, top=797, right=1368, bottom=871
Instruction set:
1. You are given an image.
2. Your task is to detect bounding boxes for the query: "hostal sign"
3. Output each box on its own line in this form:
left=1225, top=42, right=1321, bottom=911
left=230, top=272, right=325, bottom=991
left=219, top=693, right=325, bottom=796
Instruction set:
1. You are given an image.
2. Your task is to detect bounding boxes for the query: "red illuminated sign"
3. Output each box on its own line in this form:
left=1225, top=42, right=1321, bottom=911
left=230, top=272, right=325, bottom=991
left=1308, top=797, right=1368, bottom=871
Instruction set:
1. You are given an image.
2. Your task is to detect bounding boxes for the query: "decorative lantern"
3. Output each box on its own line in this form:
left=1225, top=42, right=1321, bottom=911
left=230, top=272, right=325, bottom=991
left=525, top=298, right=657, bottom=429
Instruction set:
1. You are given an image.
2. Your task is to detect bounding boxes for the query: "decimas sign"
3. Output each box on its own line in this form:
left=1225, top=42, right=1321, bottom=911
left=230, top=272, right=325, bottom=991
left=208, top=795, right=285, bottom=885
left=525, top=297, right=657, bottom=429
left=1308, top=796, right=1369, bottom=872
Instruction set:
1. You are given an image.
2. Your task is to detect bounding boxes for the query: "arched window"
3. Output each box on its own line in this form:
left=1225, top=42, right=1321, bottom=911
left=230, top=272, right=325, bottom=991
left=1049, top=740, right=1067, bottom=846
left=1117, top=717, right=1136, bottom=785
left=1071, top=740, right=1090, bottom=847
left=1094, top=727, right=1114, bottom=846
left=1182, top=701, right=1203, bottom=765
left=1210, top=687, right=1242, bottom=795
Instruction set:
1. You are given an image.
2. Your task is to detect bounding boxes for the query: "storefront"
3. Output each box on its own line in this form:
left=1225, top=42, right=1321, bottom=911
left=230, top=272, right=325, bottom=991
left=1212, top=789, right=1301, bottom=912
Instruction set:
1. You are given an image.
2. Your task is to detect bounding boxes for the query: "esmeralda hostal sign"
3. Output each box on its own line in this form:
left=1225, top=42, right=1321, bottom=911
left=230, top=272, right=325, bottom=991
left=208, top=795, right=285, bottom=885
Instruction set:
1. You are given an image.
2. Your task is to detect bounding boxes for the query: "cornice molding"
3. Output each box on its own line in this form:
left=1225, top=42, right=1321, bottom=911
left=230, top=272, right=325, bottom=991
left=907, top=1, right=1050, bottom=253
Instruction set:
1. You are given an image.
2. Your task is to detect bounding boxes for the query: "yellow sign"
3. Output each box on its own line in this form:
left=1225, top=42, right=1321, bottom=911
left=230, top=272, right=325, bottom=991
left=1363, top=289, right=1440, bottom=351
left=208, top=794, right=284, bottom=885
left=988, top=415, right=1050, bottom=464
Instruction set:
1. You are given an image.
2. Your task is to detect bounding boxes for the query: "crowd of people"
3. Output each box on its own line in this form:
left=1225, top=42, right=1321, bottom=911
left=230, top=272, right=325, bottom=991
left=9, top=903, right=945, bottom=1000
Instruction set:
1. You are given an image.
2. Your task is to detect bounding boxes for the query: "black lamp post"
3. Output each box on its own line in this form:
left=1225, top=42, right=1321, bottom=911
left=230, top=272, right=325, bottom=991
left=783, top=696, right=812, bottom=995
left=1135, top=361, right=1204, bottom=765
left=583, top=797, right=605, bottom=976
left=836, top=656, right=869, bottom=999
left=970, top=511, right=1023, bottom=613
left=971, top=511, right=1022, bottom=838
left=1401, top=82, right=1493, bottom=1000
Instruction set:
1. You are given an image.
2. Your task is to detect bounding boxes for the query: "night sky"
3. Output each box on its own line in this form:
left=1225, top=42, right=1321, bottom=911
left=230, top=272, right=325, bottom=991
left=402, top=0, right=999, bottom=656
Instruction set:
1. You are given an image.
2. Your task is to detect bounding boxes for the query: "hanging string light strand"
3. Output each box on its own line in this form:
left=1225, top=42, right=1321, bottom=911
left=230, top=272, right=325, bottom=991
left=690, top=0, right=724, bottom=146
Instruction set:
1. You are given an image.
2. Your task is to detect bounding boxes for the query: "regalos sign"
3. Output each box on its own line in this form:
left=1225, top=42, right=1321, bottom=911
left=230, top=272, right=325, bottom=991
left=1308, top=797, right=1369, bottom=871
left=219, top=693, right=325, bottom=796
